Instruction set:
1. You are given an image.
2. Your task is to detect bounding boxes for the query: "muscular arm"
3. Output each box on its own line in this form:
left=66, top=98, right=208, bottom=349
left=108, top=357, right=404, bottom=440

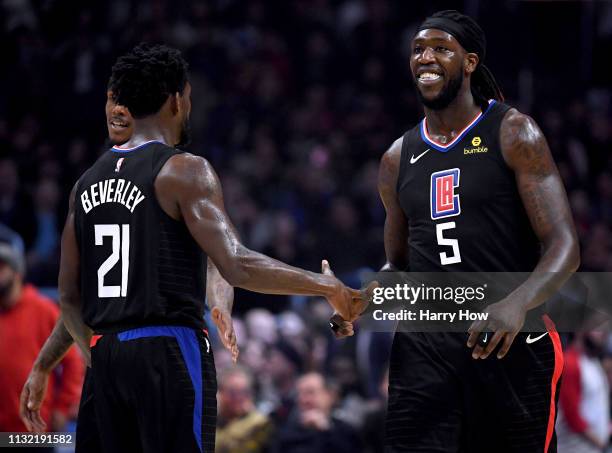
left=155, top=154, right=362, bottom=320
left=58, top=183, right=92, bottom=363
left=207, top=258, right=234, bottom=313
left=20, top=316, right=76, bottom=432
left=379, top=138, right=409, bottom=272
left=32, top=317, right=74, bottom=373
left=500, top=109, right=580, bottom=309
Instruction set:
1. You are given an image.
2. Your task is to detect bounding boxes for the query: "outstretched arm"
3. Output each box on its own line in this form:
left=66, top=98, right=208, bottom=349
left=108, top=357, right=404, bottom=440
left=58, top=183, right=92, bottom=363
left=155, top=154, right=365, bottom=321
left=468, top=109, right=580, bottom=359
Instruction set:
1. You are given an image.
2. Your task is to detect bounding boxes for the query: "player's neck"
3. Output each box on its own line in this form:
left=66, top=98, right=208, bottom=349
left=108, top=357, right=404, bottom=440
left=423, top=91, right=482, bottom=139
left=123, top=117, right=178, bottom=148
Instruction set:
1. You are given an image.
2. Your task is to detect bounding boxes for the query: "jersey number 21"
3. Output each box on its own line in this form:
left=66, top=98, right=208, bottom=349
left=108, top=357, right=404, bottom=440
left=95, top=224, right=130, bottom=298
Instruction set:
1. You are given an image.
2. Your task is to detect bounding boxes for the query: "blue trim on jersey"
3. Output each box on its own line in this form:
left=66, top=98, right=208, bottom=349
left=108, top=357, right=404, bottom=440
left=111, top=140, right=165, bottom=153
left=420, top=100, right=496, bottom=152
left=118, top=326, right=203, bottom=453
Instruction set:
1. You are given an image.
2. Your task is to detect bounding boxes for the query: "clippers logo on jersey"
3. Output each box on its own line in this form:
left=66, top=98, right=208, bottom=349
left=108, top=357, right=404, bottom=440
left=430, top=168, right=461, bottom=220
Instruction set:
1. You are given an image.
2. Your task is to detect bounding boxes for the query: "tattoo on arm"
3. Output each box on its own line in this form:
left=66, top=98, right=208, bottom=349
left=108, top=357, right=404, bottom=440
left=33, top=318, right=74, bottom=373
left=500, top=110, right=580, bottom=309
left=206, top=258, right=234, bottom=313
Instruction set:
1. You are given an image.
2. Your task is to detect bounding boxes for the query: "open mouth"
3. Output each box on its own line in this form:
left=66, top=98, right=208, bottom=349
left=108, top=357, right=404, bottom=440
left=109, top=119, right=128, bottom=129
left=416, top=69, right=444, bottom=85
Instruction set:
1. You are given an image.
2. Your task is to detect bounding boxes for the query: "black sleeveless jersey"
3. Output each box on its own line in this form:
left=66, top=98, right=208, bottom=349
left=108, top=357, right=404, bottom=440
left=396, top=101, right=540, bottom=272
left=74, top=141, right=207, bottom=334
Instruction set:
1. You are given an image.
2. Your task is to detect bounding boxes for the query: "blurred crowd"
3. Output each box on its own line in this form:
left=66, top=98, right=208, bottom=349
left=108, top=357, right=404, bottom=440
left=1, top=0, right=612, bottom=452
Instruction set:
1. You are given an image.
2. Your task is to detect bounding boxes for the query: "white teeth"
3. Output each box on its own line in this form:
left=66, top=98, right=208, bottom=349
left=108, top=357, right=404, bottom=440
left=419, top=72, right=441, bottom=81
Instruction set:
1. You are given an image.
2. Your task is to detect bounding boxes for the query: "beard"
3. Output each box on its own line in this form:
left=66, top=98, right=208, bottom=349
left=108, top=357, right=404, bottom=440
left=0, top=276, right=14, bottom=301
left=416, top=69, right=464, bottom=111
left=176, top=117, right=192, bottom=148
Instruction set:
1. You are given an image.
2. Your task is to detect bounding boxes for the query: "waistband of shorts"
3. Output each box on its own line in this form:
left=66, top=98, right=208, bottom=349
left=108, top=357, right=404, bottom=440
left=90, top=325, right=209, bottom=347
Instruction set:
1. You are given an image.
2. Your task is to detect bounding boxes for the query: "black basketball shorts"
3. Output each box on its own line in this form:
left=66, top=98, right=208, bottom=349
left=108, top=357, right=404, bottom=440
left=85, top=326, right=217, bottom=453
left=385, top=316, right=563, bottom=453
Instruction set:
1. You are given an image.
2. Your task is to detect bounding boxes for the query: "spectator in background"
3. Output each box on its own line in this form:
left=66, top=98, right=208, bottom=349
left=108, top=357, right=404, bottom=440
left=273, top=372, right=361, bottom=453
left=557, top=330, right=610, bottom=452
left=0, top=225, right=84, bottom=443
left=216, top=366, right=273, bottom=453
left=259, top=342, right=304, bottom=423
left=26, top=177, right=61, bottom=285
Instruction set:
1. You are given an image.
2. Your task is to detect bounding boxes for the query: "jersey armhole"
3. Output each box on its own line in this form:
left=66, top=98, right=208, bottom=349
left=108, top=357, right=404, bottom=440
left=151, top=147, right=187, bottom=224
left=395, top=131, right=412, bottom=195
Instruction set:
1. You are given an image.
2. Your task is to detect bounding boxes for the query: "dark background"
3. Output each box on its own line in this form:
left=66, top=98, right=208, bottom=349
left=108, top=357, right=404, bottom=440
left=1, top=1, right=611, bottom=451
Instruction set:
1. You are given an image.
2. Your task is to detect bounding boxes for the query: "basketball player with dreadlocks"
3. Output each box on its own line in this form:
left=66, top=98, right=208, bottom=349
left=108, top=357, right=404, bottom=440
left=333, top=10, right=579, bottom=452
left=57, top=44, right=367, bottom=453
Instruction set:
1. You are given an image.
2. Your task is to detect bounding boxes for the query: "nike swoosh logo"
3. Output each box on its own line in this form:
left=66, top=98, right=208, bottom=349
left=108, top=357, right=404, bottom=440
left=480, top=332, right=488, bottom=344
left=525, top=332, right=548, bottom=344
left=410, top=149, right=430, bottom=164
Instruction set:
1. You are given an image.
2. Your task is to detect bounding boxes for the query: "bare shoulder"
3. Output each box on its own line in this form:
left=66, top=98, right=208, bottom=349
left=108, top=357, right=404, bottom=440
left=381, top=136, right=403, bottom=167
left=379, top=136, right=403, bottom=182
left=155, top=153, right=223, bottom=220
left=500, top=108, right=551, bottom=171
left=157, top=152, right=219, bottom=194
left=68, top=180, right=79, bottom=209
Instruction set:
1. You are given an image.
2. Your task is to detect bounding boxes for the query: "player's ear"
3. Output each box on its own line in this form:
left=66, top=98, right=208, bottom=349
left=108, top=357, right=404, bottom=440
left=169, top=92, right=181, bottom=116
left=465, top=52, right=479, bottom=75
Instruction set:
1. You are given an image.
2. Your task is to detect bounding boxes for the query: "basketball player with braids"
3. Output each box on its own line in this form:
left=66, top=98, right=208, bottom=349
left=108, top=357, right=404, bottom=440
left=334, top=10, right=579, bottom=452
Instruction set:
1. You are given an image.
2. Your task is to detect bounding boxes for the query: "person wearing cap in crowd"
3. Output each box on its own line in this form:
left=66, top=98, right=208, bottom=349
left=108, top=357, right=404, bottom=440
left=0, top=224, right=84, bottom=450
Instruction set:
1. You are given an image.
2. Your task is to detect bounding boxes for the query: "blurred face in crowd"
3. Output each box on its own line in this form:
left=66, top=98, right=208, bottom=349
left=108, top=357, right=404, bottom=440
left=105, top=91, right=133, bottom=145
left=583, top=330, right=607, bottom=358
left=297, top=373, right=332, bottom=415
left=410, top=29, right=469, bottom=110
left=0, top=259, right=20, bottom=309
left=268, top=348, right=296, bottom=383
left=0, top=159, right=19, bottom=198
left=218, top=371, right=253, bottom=421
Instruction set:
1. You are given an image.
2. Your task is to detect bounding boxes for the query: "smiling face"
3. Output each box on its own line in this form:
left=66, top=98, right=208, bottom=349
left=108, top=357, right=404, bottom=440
left=105, top=91, right=133, bottom=145
left=410, top=29, right=477, bottom=110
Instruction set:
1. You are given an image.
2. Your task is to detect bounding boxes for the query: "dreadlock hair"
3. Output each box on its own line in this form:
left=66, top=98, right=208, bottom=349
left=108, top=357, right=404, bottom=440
left=417, top=10, right=504, bottom=110
left=470, top=57, right=504, bottom=110
left=108, top=43, right=189, bottom=119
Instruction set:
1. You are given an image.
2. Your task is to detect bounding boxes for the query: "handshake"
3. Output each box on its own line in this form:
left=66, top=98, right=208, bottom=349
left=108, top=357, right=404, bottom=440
left=320, top=259, right=377, bottom=338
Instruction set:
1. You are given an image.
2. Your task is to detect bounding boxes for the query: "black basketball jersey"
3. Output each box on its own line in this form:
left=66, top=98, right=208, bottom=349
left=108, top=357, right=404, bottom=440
left=74, top=141, right=206, bottom=334
left=396, top=100, right=540, bottom=272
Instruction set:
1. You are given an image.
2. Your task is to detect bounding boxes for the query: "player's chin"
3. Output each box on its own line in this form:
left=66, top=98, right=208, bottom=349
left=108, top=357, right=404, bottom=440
left=416, top=83, right=444, bottom=100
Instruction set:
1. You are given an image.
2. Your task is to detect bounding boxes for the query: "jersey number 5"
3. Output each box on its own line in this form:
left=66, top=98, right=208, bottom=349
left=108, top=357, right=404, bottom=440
left=95, top=224, right=130, bottom=298
left=436, top=222, right=461, bottom=265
